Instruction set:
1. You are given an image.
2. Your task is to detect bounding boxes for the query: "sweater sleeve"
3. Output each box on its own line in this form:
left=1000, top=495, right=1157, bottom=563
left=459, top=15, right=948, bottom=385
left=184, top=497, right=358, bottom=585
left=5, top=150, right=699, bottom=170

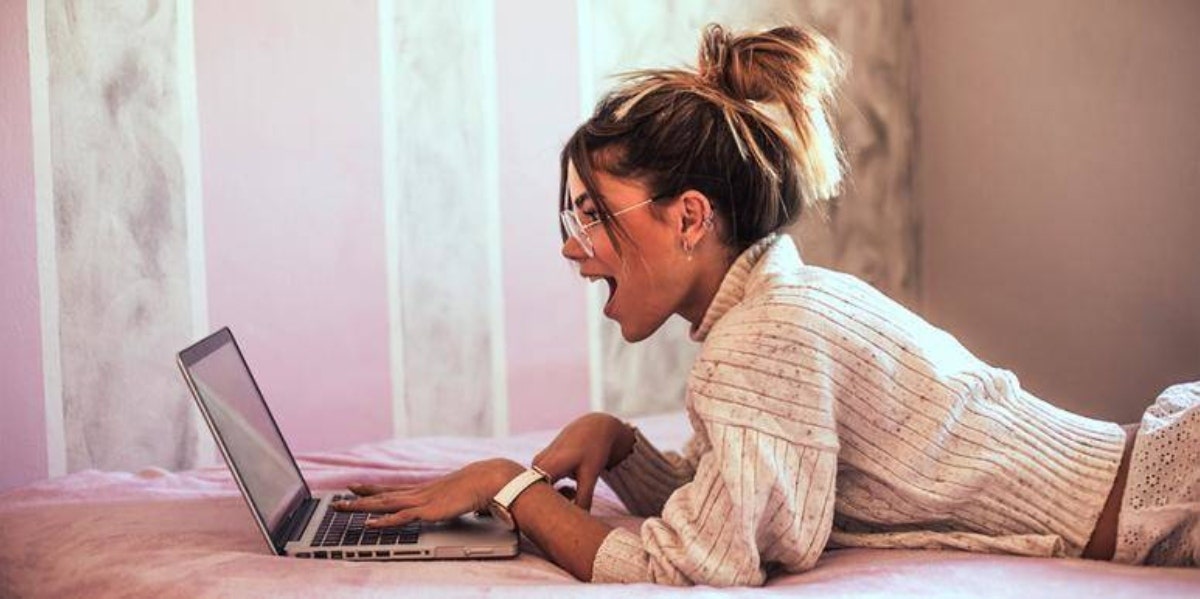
left=592, top=306, right=840, bottom=586
left=601, top=426, right=703, bottom=517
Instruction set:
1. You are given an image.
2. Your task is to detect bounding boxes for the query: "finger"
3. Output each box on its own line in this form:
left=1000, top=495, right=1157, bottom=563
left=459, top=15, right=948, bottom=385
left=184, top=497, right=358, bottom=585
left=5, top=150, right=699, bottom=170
left=335, top=491, right=421, bottom=513
left=531, top=462, right=561, bottom=484
left=530, top=455, right=555, bottom=480
left=366, top=509, right=421, bottom=528
left=534, top=454, right=576, bottom=483
left=574, top=463, right=600, bottom=512
left=347, top=483, right=407, bottom=497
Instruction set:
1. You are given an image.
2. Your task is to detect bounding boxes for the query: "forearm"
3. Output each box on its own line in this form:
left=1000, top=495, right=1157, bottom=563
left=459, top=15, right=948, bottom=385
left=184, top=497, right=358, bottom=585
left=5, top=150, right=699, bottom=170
left=509, top=477, right=614, bottom=581
left=491, top=415, right=635, bottom=581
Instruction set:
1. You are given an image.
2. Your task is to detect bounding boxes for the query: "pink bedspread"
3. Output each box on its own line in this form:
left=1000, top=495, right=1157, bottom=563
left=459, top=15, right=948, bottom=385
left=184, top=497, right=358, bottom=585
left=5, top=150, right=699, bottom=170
left=2, top=413, right=1197, bottom=598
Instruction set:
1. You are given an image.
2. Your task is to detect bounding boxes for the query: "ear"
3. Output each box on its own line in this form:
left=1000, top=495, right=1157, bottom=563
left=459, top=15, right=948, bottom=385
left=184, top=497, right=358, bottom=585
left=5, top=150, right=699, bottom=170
left=677, top=190, right=715, bottom=246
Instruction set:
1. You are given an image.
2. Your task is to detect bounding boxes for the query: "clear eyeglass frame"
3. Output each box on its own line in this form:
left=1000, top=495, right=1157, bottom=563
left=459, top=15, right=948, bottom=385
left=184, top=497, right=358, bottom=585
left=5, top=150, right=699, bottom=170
left=560, top=196, right=663, bottom=258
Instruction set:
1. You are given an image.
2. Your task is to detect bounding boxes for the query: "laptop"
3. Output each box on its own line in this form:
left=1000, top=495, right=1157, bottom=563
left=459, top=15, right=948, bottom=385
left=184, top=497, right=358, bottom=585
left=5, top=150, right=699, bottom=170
left=176, top=327, right=518, bottom=561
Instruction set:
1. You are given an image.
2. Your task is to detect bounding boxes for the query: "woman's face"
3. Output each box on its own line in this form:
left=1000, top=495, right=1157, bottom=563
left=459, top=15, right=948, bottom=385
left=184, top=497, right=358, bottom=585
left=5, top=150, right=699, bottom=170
left=561, top=161, right=693, bottom=342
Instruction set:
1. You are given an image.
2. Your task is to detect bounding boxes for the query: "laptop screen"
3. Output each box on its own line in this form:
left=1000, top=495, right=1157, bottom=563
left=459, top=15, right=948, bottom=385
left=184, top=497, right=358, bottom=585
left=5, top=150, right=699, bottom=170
left=179, top=329, right=308, bottom=541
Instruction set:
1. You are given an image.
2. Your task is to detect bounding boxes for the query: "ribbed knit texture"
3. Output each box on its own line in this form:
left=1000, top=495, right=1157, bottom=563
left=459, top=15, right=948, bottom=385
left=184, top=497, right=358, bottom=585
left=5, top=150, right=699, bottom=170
left=592, top=233, right=1126, bottom=586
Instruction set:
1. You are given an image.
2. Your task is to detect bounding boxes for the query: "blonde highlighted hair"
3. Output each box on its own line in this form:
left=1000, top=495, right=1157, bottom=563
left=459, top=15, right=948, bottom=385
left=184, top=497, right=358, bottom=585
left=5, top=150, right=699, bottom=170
left=560, top=23, right=845, bottom=253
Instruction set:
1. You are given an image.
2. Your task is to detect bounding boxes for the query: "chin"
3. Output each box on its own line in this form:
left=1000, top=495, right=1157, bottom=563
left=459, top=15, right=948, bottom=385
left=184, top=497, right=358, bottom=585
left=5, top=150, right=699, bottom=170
left=619, top=326, right=654, bottom=343
left=616, top=315, right=669, bottom=343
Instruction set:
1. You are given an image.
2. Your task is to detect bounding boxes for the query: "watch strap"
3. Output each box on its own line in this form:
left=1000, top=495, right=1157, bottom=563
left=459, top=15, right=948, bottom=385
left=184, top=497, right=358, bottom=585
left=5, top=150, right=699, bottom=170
left=493, top=467, right=550, bottom=510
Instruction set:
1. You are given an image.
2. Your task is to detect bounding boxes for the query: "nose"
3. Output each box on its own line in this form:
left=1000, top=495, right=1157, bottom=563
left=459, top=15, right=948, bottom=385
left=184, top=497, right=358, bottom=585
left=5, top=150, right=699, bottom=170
left=561, top=236, right=589, bottom=262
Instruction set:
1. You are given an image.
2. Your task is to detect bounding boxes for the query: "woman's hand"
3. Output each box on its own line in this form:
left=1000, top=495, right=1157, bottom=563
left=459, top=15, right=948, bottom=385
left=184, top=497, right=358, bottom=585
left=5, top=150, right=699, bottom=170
left=533, top=412, right=636, bottom=511
left=333, top=458, right=524, bottom=528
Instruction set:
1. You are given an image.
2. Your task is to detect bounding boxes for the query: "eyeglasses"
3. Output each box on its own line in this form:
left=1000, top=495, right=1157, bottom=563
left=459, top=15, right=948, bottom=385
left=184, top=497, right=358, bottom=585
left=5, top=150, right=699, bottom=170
left=560, top=197, right=660, bottom=258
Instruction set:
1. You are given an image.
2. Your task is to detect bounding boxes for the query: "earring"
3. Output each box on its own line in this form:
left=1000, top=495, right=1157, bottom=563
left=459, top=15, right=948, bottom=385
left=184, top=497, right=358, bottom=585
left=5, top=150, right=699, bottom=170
left=682, top=239, right=694, bottom=261
left=703, top=213, right=714, bottom=230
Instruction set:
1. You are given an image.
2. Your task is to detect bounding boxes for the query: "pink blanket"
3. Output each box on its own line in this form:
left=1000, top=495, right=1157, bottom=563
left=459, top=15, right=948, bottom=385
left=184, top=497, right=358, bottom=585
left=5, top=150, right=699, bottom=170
left=2, top=413, right=1197, bottom=598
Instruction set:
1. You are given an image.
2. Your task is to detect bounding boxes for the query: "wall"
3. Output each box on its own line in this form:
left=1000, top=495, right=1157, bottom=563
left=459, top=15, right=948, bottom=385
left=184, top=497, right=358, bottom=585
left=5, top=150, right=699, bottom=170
left=0, top=0, right=600, bottom=492
left=1, top=0, right=425, bottom=490
left=195, top=0, right=392, bottom=453
left=0, top=0, right=48, bottom=492
left=496, top=1, right=593, bottom=433
left=2, top=0, right=913, bottom=491
left=45, top=0, right=203, bottom=473
left=914, top=0, right=1200, bottom=422
left=12, top=0, right=1191, bottom=492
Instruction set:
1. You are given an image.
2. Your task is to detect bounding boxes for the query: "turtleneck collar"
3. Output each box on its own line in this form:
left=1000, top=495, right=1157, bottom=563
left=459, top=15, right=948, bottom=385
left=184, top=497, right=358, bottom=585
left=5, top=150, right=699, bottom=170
left=689, top=233, right=802, bottom=342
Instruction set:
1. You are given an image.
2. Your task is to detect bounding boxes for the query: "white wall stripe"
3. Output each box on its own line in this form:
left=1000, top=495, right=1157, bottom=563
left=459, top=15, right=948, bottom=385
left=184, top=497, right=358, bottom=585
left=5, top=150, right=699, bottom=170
left=576, top=0, right=605, bottom=414
left=28, top=0, right=65, bottom=479
left=378, top=0, right=407, bottom=439
left=482, top=0, right=509, bottom=437
left=176, top=0, right=215, bottom=467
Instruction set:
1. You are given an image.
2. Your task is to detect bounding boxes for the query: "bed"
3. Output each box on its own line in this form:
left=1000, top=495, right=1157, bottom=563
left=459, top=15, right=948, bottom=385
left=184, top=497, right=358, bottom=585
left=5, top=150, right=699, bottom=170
left=2, top=412, right=1198, bottom=598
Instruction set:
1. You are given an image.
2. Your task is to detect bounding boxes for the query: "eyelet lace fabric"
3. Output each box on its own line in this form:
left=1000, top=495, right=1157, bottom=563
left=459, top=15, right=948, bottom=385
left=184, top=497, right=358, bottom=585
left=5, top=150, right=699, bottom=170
left=1113, top=382, right=1200, bottom=566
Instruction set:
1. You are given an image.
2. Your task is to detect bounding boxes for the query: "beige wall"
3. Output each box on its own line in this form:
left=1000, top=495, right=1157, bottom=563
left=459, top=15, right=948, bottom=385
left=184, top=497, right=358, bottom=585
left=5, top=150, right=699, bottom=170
left=914, top=0, right=1200, bottom=422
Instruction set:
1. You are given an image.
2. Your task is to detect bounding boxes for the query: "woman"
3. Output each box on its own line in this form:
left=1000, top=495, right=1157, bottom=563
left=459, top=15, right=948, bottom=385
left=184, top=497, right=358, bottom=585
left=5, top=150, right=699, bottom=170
left=336, top=24, right=1199, bottom=585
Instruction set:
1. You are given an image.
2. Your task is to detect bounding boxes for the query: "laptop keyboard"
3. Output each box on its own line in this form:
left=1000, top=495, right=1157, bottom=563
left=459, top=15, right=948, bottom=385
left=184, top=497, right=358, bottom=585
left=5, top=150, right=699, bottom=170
left=312, top=494, right=420, bottom=547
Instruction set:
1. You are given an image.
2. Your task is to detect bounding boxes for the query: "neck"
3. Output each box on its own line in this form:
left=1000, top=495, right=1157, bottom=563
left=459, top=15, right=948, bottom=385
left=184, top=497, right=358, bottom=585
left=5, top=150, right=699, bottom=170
left=678, top=245, right=736, bottom=326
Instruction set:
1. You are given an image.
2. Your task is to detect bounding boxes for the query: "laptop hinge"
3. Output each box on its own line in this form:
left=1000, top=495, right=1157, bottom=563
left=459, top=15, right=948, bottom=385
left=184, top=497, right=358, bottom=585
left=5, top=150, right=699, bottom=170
left=282, top=497, right=320, bottom=544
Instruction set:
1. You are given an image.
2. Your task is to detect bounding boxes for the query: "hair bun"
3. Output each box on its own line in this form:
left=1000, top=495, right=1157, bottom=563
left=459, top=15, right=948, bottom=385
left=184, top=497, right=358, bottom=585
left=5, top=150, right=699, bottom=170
left=697, top=23, right=842, bottom=105
left=697, top=24, right=734, bottom=88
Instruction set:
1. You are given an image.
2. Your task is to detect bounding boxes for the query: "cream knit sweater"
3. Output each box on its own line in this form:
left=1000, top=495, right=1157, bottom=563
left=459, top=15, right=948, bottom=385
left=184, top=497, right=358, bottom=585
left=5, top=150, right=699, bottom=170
left=591, top=233, right=1126, bottom=586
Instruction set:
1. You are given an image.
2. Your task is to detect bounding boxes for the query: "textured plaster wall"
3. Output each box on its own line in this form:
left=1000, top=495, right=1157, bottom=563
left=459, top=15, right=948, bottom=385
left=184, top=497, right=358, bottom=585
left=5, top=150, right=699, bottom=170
left=390, top=0, right=501, bottom=436
left=46, top=0, right=201, bottom=471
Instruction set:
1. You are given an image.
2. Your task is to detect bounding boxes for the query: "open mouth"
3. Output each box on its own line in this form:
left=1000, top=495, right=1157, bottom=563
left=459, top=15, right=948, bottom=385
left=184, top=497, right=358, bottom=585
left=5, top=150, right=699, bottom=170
left=584, top=274, right=619, bottom=315
left=603, top=277, right=617, bottom=313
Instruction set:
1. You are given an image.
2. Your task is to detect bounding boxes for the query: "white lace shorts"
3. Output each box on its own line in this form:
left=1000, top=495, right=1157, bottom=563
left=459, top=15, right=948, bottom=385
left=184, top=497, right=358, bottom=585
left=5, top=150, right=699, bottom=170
left=1113, top=382, right=1200, bottom=566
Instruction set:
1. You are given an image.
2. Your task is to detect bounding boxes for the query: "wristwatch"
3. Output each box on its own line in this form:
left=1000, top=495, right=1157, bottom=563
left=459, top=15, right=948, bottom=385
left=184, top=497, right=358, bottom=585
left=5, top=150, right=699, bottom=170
left=488, top=466, right=550, bottom=531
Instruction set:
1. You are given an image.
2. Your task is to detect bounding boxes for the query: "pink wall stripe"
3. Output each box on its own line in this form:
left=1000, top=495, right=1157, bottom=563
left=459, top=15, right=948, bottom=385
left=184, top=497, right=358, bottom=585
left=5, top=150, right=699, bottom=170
left=0, top=1, right=48, bottom=491
left=496, top=0, right=592, bottom=433
left=194, top=0, right=391, bottom=452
